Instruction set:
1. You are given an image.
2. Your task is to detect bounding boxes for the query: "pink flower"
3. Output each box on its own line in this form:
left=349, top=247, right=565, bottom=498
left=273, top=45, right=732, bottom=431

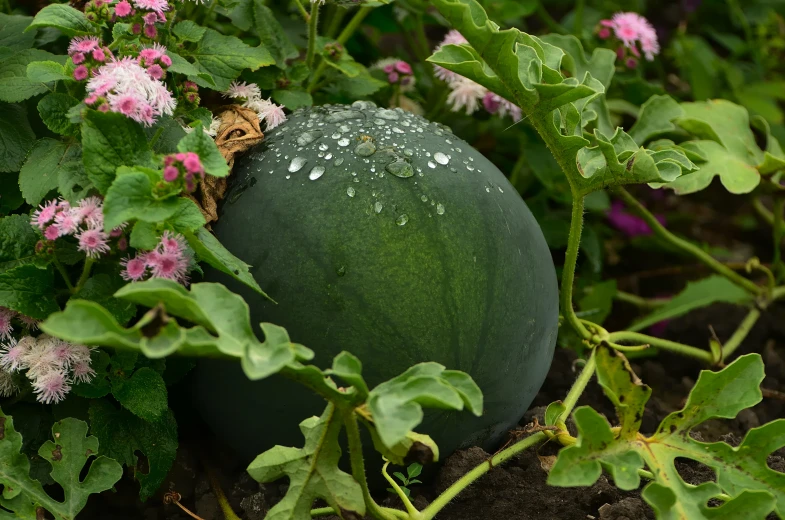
left=395, top=61, right=412, bottom=74
left=68, top=35, right=100, bottom=55
left=44, top=225, right=59, bottom=241
left=116, top=94, right=138, bottom=115
left=446, top=77, right=487, bottom=115
left=139, top=46, right=163, bottom=64
left=73, top=65, right=89, bottom=81
left=606, top=200, right=666, bottom=237
left=77, top=228, right=110, bottom=258
left=31, top=200, right=59, bottom=229
left=85, top=94, right=98, bottom=104
left=598, top=27, right=611, bottom=39
left=121, top=255, right=148, bottom=281
left=142, top=11, right=158, bottom=25
left=160, top=54, right=171, bottom=67
left=183, top=153, right=203, bottom=175
left=33, top=370, right=71, bottom=404
left=144, top=24, right=157, bottom=39
left=72, top=361, right=96, bottom=384
left=55, top=210, right=80, bottom=236
left=77, top=196, right=103, bottom=228
left=133, top=0, right=169, bottom=12
left=147, top=64, right=164, bottom=80
left=244, top=97, right=287, bottom=130
left=601, top=12, right=660, bottom=61
left=0, top=307, right=14, bottom=341
left=146, top=249, right=188, bottom=283
left=115, top=0, right=132, bottom=16
left=388, top=72, right=399, bottom=83
left=159, top=230, right=186, bottom=254
left=72, top=52, right=85, bottom=65
left=163, top=165, right=179, bottom=182
left=383, top=64, right=394, bottom=74
left=483, top=93, right=522, bottom=121
left=18, top=314, right=39, bottom=331
left=92, top=48, right=106, bottom=62
left=117, top=235, right=128, bottom=251
left=441, top=29, right=468, bottom=46
left=223, top=80, right=261, bottom=100
left=0, top=338, right=28, bottom=372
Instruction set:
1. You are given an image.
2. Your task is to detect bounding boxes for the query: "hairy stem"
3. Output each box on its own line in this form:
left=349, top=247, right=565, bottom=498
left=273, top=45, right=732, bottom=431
left=73, top=258, right=95, bottom=295
left=616, top=187, right=761, bottom=295
left=307, top=6, right=372, bottom=93
left=562, top=196, right=592, bottom=339
left=606, top=331, right=714, bottom=363
left=293, top=0, right=310, bottom=21
left=343, top=412, right=403, bottom=520
left=561, top=349, right=596, bottom=419
left=205, top=461, right=242, bottom=520
left=421, top=432, right=547, bottom=520
left=325, top=6, right=348, bottom=39
left=310, top=507, right=335, bottom=517
left=613, top=290, right=668, bottom=309
left=306, top=1, right=321, bottom=69
left=720, top=307, right=761, bottom=361
left=52, top=257, right=75, bottom=292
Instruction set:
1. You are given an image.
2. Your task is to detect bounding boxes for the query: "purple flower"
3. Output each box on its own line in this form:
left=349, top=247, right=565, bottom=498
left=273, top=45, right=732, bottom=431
left=606, top=200, right=665, bottom=237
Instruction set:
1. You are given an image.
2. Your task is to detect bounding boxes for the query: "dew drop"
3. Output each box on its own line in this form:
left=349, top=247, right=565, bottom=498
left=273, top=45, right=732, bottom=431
left=338, top=138, right=350, bottom=147
left=296, top=132, right=320, bottom=146
left=374, top=201, right=383, bottom=213
left=386, top=160, right=414, bottom=179
left=347, top=187, right=356, bottom=197
left=352, top=100, right=377, bottom=110
left=421, top=195, right=428, bottom=202
left=396, top=214, right=409, bottom=226
left=377, top=109, right=400, bottom=120
left=319, top=143, right=329, bottom=151
left=288, top=157, right=307, bottom=172
left=325, top=153, right=333, bottom=160
left=355, top=141, right=376, bottom=157
left=427, top=161, right=436, bottom=169
left=331, top=132, right=341, bottom=139
left=434, top=152, right=449, bottom=165
left=335, top=157, right=345, bottom=166
left=308, top=165, right=326, bottom=180
left=404, top=149, right=414, bottom=157
left=436, top=203, right=445, bottom=215
left=336, top=265, right=346, bottom=276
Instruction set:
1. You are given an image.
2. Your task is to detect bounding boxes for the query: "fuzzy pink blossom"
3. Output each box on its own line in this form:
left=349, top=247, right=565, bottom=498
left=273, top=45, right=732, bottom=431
left=223, top=81, right=262, bottom=100
left=31, top=200, right=59, bottom=229
left=600, top=12, right=660, bottom=61
left=433, top=30, right=468, bottom=83
left=72, top=361, right=96, bottom=384
left=244, top=97, right=287, bottom=130
left=68, top=36, right=100, bottom=55
left=145, top=249, right=189, bottom=283
left=142, top=11, right=158, bottom=25
left=77, top=228, right=110, bottom=258
left=72, top=52, right=85, bottom=65
left=133, top=0, right=169, bottom=12
left=92, top=48, right=106, bottom=62
left=483, top=92, right=522, bottom=121
left=147, top=64, right=164, bottom=80
left=163, top=165, right=179, bottom=182
left=0, top=338, right=29, bottom=372
left=77, top=196, right=103, bottom=228
left=115, top=0, right=132, bottom=16
left=33, top=370, right=71, bottom=404
left=121, top=255, right=148, bottom=281
left=87, top=57, right=176, bottom=125
left=144, top=24, right=157, bottom=39
left=73, top=65, right=89, bottom=81
left=395, top=61, right=412, bottom=74
left=160, top=54, right=172, bottom=67
left=159, top=230, right=186, bottom=254
left=54, top=210, right=80, bottom=236
left=17, top=315, right=38, bottom=331
left=44, top=225, right=59, bottom=241
left=0, top=307, right=14, bottom=341
left=446, top=77, right=487, bottom=115
left=182, top=152, right=203, bottom=174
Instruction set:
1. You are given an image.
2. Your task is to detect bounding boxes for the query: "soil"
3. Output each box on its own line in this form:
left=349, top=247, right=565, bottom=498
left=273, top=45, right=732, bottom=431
left=77, top=301, right=785, bottom=520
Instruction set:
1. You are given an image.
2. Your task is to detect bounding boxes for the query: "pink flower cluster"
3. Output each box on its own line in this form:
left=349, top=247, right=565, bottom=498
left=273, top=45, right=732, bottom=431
left=121, top=231, right=191, bottom=285
left=31, top=197, right=125, bottom=258
left=113, top=0, right=170, bottom=39
left=0, top=335, right=95, bottom=404
left=182, top=81, right=200, bottom=105
left=372, top=58, right=414, bottom=88
left=137, top=43, right=172, bottom=80
left=598, top=12, right=660, bottom=66
left=0, top=306, right=39, bottom=343
left=223, top=81, right=287, bottom=130
left=86, top=56, right=176, bottom=126
left=84, top=0, right=114, bottom=24
left=432, top=31, right=522, bottom=122
left=163, top=152, right=205, bottom=192
left=68, top=36, right=111, bottom=82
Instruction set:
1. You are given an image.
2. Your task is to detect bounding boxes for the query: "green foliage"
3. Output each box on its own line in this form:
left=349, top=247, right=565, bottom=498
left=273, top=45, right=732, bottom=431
left=0, top=410, right=122, bottom=520
left=19, top=139, right=80, bottom=206
left=103, top=166, right=180, bottom=230
left=388, top=463, right=423, bottom=497
left=0, top=49, right=65, bottom=103
left=0, top=103, right=35, bottom=172
left=549, top=348, right=785, bottom=518
left=26, top=5, right=95, bottom=37
left=176, top=124, right=229, bottom=178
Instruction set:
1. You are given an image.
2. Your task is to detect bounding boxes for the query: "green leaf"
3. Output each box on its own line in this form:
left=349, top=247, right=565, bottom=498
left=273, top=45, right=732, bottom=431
left=328, top=73, right=387, bottom=98
left=112, top=367, right=168, bottom=421
left=0, top=14, right=36, bottom=51
left=242, top=322, right=301, bottom=380
left=0, top=173, right=23, bottom=214
left=26, top=4, right=95, bottom=37
left=182, top=28, right=275, bottom=90
left=247, top=2, right=298, bottom=68
left=0, top=410, right=122, bottom=519
left=58, top=155, right=93, bottom=203
left=37, top=93, right=81, bottom=136
left=549, top=351, right=784, bottom=518
left=0, top=263, right=59, bottom=319
left=629, top=275, right=753, bottom=332
left=143, top=116, right=188, bottom=154
left=664, top=140, right=761, bottom=195
left=0, top=215, right=38, bottom=271
left=78, top=273, right=137, bottom=325
left=176, top=123, right=229, bottom=177
left=129, top=221, right=159, bottom=250
left=19, top=139, right=81, bottom=205
left=247, top=405, right=366, bottom=519
left=26, top=61, right=70, bottom=83
left=272, top=89, right=313, bottom=110
left=326, top=351, right=369, bottom=397
left=184, top=227, right=270, bottom=299
left=0, top=49, right=64, bottom=102
left=578, top=279, right=616, bottom=325
left=165, top=50, right=217, bottom=87
left=169, top=198, right=206, bottom=233
left=89, top=400, right=178, bottom=502
left=103, top=167, right=180, bottom=230
left=173, top=20, right=206, bottom=42
left=368, top=362, right=483, bottom=448
left=81, top=110, right=152, bottom=194
left=628, top=95, right=685, bottom=145
left=0, top=102, right=35, bottom=172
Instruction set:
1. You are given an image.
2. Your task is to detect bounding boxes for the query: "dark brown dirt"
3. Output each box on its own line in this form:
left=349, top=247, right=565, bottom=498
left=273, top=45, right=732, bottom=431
left=75, top=300, right=785, bottom=520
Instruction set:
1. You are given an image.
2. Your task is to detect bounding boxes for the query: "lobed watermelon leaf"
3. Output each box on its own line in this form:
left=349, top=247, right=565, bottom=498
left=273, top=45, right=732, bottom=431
left=0, top=411, right=122, bottom=520
left=548, top=346, right=785, bottom=519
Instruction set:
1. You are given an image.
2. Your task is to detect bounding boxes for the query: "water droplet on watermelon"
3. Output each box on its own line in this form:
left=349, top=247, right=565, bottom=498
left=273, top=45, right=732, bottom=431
left=336, top=266, right=346, bottom=276
left=331, top=132, right=341, bottom=139
left=325, top=153, right=333, bottom=160
left=386, top=160, right=414, bottom=178
left=308, top=166, right=326, bottom=180
left=347, top=187, right=356, bottom=197
left=377, top=109, right=400, bottom=120
left=355, top=141, right=376, bottom=157
left=338, top=138, right=350, bottom=147
left=434, top=152, right=449, bottom=165
left=404, top=149, right=414, bottom=157
left=335, top=157, right=345, bottom=166
left=296, top=132, right=320, bottom=146
left=421, top=195, right=428, bottom=202
left=288, top=157, right=307, bottom=172
left=325, top=110, right=361, bottom=123
left=427, top=161, right=436, bottom=169
left=319, top=143, right=329, bottom=151
left=352, top=100, right=376, bottom=110
left=396, top=214, right=409, bottom=226
left=374, top=201, right=383, bottom=213
left=436, top=203, right=445, bottom=215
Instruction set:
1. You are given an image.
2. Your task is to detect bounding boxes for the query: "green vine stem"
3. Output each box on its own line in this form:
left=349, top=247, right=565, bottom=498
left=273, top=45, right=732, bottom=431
left=613, top=290, right=668, bottom=309
left=73, top=258, right=95, bottom=295
left=753, top=196, right=774, bottom=226
left=606, top=331, right=714, bottom=363
left=719, top=307, right=761, bottom=361
left=324, top=6, right=348, bottom=39
left=306, top=1, right=321, bottom=69
left=560, top=348, right=596, bottom=419
left=615, top=187, right=762, bottom=295
left=419, top=432, right=548, bottom=520
left=293, top=0, right=310, bottom=21
left=307, top=6, right=372, bottom=92
left=561, top=196, right=592, bottom=340
left=382, top=461, right=421, bottom=518
left=343, top=411, right=406, bottom=520
left=52, top=257, right=74, bottom=292
left=310, top=507, right=336, bottom=517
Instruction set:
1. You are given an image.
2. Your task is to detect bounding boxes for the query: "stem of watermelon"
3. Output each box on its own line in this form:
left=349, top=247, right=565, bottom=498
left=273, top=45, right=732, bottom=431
left=560, top=349, right=596, bottom=419
left=561, top=195, right=592, bottom=340
left=306, top=1, right=321, bottom=69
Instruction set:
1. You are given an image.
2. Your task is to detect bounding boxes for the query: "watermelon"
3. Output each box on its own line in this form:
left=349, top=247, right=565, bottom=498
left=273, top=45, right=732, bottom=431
left=194, top=102, right=558, bottom=465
